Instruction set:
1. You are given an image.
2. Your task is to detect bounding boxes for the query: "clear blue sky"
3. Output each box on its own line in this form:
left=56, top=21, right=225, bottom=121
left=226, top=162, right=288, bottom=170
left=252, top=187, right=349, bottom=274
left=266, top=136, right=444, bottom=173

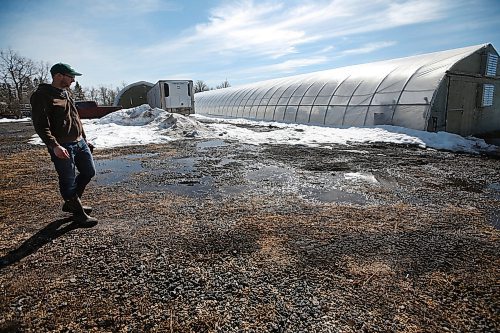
left=1, top=0, right=499, bottom=89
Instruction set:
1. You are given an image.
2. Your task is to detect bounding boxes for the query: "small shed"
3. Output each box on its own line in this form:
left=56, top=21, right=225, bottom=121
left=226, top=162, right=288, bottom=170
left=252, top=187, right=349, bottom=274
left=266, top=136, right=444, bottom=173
left=114, top=81, right=154, bottom=108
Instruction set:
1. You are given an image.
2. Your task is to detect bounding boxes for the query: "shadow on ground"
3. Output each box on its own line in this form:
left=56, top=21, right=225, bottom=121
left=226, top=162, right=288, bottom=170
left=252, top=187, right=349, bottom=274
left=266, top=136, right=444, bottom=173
left=0, top=217, right=83, bottom=270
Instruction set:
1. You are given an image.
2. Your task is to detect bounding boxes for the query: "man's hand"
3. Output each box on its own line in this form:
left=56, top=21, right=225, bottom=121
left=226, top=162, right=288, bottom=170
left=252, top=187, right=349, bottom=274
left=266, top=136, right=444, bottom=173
left=53, top=145, right=70, bottom=159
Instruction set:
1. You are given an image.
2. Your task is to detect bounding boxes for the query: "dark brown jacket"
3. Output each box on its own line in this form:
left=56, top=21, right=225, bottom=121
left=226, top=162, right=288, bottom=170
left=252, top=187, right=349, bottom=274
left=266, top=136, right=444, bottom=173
left=30, top=83, right=85, bottom=149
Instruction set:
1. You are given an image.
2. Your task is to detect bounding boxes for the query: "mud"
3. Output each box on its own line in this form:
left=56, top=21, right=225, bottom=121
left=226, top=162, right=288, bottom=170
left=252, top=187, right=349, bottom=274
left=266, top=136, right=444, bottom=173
left=0, top=121, right=499, bottom=332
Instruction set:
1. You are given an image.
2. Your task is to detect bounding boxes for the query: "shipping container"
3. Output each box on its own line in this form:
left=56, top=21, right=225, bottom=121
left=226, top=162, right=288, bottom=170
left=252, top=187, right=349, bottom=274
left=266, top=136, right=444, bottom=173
left=147, top=80, right=194, bottom=115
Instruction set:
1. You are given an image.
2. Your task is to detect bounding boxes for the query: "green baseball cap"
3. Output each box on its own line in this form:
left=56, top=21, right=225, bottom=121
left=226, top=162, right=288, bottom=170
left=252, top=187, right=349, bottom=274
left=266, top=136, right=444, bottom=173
left=50, top=63, right=82, bottom=76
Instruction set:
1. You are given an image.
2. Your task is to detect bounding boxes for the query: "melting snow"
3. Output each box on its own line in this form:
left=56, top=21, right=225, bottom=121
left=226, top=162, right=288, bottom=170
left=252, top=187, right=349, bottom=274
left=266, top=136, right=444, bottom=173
left=23, top=104, right=498, bottom=155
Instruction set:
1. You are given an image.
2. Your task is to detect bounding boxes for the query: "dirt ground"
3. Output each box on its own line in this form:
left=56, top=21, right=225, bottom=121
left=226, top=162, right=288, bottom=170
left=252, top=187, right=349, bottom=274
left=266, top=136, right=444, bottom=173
left=0, top=120, right=499, bottom=333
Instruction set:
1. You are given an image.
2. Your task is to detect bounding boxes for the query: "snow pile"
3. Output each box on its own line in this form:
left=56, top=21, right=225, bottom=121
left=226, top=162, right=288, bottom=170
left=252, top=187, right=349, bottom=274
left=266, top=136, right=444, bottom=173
left=378, top=125, right=494, bottom=154
left=198, top=120, right=427, bottom=147
left=97, top=104, right=164, bottom=126
left=194, top=115, right=497, bottom=155
left=0, top=117, right=30, bottom=123
left=25, top=104, right=498, bottom=155
left=83, top=105, right=207, bottom=148
left=97, top=104, right=205, bottom=132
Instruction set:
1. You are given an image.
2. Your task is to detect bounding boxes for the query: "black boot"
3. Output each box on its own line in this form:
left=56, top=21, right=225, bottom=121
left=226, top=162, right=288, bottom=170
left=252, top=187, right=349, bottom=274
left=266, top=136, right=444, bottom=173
left=64, top=196, right=98, bottom=227
left=66, top=187, right=92, bottom=213
left=62, top=201, right=92, bottom=214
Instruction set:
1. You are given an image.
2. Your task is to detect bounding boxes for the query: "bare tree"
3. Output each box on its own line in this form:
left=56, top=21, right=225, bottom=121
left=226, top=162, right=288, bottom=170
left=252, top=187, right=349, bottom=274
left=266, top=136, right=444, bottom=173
left=35, top=61, right=51, bottom=85
left=85, top=87, right=99, bottom=102
left=0, top=83, right=15, bottom=107
left=194, top=80, right=209, bottom=93
left=0, top=49, right=129, bottom=113
left=108, top=88, right=118, bottom=106
left=98, top=86, right=108, bottom=105
left=0, top=48, right=37, bottom=105
left=216, top=79, right=231, bottom=89
left=118, top=81, right=128, bottom=90
left=80, top=83, right=124, bottom=105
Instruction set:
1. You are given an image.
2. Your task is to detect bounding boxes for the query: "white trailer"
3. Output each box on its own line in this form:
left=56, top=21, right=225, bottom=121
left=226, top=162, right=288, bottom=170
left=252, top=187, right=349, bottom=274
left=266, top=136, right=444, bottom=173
left=147, top=80, right=194, bottom=115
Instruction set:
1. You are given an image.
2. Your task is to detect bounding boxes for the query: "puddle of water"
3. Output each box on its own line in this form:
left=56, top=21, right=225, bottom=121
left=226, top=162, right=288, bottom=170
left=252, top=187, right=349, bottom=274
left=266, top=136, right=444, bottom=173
left=302, top=187, right=367, bottom=204
left=95, top=153, right=161, bottom=185
left=490, top=210, right=500, bottom=230
left=488, top=183, right=500, bottom=191
left=126, top=153, right=159, bottom=159
left=93, top=154, right=374, bottom=205
left=171, top=157, right=196, bottom=173
left=246, top=165, right=295, bottom=183
left=95, top=154, right=229, bottom=198
left=245, top=165, right=368, bottom=204
left=95, top=157, right=143, bottom=185
left=218, top=184, right=250, bottom=196
left=373, top=173, right=400, bottom=189
left=152, top=176, right=217, bottom=198
left=218, top=158, right=237, bottom=167
left=196, top=140, right=228, bottom=149
left=487, top=183, right=500, bottom=200
left=139, top=177, right=250, bottom=198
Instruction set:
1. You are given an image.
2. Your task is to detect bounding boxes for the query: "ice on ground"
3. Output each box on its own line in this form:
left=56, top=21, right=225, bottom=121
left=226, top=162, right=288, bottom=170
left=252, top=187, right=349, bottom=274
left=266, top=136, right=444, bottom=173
left=344, top=173, right=379, bottom=184
left=26, top=104, right=498, bottom=155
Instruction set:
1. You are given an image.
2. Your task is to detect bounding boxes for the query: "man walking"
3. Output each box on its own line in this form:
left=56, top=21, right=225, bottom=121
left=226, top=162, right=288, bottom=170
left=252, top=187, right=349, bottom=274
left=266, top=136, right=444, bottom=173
left=30, top=63, right=97, bottom=226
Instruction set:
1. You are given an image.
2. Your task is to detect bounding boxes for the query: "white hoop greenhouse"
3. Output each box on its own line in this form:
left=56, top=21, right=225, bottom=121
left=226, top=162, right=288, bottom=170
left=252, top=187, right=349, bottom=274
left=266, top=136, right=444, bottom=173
left=195, top=44, right=499, bottom=137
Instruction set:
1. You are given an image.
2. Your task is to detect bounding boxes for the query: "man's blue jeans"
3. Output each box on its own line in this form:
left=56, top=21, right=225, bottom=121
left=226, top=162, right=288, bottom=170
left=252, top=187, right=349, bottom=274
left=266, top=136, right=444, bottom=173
left=49, top=139, right=96, bottom=201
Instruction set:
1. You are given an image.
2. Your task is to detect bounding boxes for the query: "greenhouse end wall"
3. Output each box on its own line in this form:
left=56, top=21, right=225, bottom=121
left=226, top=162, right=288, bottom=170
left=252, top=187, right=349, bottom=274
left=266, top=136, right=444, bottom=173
left=443, top=44, right=500, bottom=136
left=114, top=81, right=153, bottom=108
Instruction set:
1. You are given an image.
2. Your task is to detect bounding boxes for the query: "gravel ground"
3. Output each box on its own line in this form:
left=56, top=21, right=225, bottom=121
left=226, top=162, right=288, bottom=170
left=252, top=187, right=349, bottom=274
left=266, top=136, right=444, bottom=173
left=0, top=121, right=499, bottom=333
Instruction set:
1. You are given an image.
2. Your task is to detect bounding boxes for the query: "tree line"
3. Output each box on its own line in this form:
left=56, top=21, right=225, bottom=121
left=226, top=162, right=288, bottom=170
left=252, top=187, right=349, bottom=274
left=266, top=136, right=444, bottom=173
left=194, top=79, right=231, bottom=93
left=0, top=48, right=231, bottom=116
left=0, top=49, right=127, bottom=112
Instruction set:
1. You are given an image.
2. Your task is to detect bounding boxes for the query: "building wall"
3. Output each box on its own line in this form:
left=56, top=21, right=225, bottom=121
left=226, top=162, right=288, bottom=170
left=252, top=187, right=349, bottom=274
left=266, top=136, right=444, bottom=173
left=479, top=80, right=500, bottom=135
left=476, top=45, right=500, bottom=136
left=444, top=44, right=499, bottom=136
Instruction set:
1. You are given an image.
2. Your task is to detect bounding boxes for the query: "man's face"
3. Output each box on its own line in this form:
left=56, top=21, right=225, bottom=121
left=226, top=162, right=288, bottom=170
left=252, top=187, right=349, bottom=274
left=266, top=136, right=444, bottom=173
left=58, top=73, right=75, bottom=88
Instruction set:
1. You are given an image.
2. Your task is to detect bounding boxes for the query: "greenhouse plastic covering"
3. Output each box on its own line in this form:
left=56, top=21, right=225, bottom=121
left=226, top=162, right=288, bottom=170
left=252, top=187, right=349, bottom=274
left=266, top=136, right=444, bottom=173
left=195, top=44, right=488, bottom=130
